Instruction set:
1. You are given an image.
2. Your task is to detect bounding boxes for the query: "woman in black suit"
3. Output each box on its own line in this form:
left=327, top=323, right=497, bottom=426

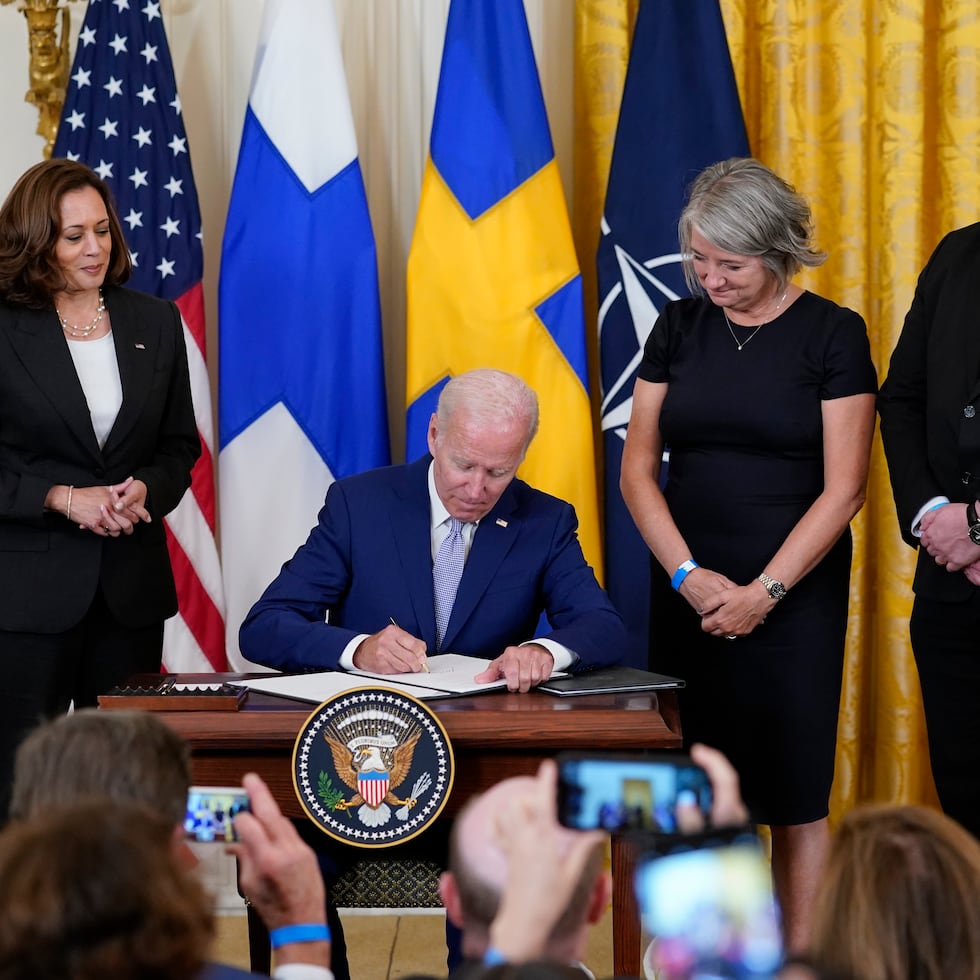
left=0, top=159, right=199, bottom=818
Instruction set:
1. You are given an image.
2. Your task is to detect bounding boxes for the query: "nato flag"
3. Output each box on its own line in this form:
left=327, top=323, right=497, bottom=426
left=597, top=0, right=749, bottom=667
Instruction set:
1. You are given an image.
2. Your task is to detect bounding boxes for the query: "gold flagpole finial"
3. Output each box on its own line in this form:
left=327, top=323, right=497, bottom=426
left=3, top=0, right=79, bottom=159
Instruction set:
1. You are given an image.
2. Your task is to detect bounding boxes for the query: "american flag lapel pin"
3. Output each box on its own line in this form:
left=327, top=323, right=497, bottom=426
left=495, top=518, right=508, bottom=528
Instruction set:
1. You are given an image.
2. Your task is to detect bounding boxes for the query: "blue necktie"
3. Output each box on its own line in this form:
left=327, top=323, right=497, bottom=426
left=433, top=517, right=466, bottom=650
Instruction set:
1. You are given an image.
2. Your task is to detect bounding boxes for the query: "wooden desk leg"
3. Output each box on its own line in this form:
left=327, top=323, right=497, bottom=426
left=246, top=903, right=272, bottom=975
left=611, top=835, right=642, bottom=977
left=237, top=853, right=270, bottom=975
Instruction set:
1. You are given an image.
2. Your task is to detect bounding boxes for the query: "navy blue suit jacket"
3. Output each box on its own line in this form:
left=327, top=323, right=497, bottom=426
left=240, top=456, right=625, bottom=672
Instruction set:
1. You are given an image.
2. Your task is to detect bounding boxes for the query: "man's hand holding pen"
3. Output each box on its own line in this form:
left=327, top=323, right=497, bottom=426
left=351, top=619, right=431, bottom=674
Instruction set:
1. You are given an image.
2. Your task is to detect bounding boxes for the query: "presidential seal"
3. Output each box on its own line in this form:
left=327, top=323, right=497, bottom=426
left=292, top=686, right=455, bottom=847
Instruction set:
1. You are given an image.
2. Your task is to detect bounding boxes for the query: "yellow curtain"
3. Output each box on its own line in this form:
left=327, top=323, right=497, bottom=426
left=572, top=0, right=641, bottom=526
left=574, top=0, right=980, bottom=818
left=572, top=0, right=640, bottom=338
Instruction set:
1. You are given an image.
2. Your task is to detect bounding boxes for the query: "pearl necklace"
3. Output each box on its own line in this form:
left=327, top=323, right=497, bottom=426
left=57, top=289, right=106, bottom=338
left=722, top=289, right=788, bottom=351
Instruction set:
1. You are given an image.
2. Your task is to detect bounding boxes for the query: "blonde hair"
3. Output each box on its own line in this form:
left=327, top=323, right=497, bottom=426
left=810, top=804, right=980, bottom=980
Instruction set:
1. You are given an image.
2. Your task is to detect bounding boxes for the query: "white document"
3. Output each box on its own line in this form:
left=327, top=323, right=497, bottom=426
left=228, top=672, right=444, bottom=704
left=349, top=653, right=501, bottom=694
left=230, top=654, right=567, bottom=704
left=349, top=653, right=567, bottom=694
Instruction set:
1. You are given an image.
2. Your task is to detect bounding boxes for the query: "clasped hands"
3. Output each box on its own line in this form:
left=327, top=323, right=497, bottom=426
left=353, top=622, right=554, bottom=693
left=680, top=567, right=771, bottom=640
left=920, top=503, right=980, bottom=586
left=71, top=476, right=151, bottom=538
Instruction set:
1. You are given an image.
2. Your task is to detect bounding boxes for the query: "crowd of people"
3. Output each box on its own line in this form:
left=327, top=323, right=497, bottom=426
left=1, top=141, right=978, bottom=979
left=3, top=711, right=980, bottom=980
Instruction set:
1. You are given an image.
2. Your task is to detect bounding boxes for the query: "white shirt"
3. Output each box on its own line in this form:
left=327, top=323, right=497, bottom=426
left=66, top=332, right=122, bottom=449
left=912, top=495, right=950, bottom=536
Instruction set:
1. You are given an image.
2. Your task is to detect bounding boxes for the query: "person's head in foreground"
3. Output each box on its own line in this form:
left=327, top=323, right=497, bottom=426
left=9, top=708, right=190, bottom=825
left=809, top=803, right=980, bottom=980
left=0, top=800, right=212, bottom=980
left=439, top=763, right=610, bottom=965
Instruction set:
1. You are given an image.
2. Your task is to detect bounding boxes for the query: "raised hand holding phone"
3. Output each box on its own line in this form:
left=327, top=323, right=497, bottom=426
left=487, top=759, right=608, bottom=964
left=226, top=772, right=330, bottom=969
left=636, top=832, right=783, bottom=979
left=556, top=751, right=713, bottom=834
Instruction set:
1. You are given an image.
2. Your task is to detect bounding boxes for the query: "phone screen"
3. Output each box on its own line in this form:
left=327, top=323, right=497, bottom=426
left=184, top=786, right=250, bottom=843
left=556, top=753, right=712, bottom=833
left=635, top=835, right=783, bottom=979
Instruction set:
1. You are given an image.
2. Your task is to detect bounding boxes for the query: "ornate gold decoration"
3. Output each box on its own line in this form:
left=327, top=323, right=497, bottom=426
left=2, top=0, right=80, bottom=159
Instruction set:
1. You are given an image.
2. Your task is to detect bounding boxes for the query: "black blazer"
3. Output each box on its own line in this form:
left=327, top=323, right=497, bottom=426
left=878, top=223, right=980, bottom=602
left=0, top=285, right=200, bottom=632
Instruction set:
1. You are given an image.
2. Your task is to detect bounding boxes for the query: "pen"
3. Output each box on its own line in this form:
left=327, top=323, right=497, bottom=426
left=389, top=616, right=430, bottom=672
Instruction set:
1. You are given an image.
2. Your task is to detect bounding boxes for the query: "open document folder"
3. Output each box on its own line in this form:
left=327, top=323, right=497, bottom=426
left=230, top=653, right=568, bottom=704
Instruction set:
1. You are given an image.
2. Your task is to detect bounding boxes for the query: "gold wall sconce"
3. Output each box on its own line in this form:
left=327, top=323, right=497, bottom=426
left=3, top=0, right=82, bottom=159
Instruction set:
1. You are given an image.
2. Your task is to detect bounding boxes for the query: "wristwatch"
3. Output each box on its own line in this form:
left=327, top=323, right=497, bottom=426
left=967, top=500, right=980, bottom=546
left=758, top=573, right=787, bottom=601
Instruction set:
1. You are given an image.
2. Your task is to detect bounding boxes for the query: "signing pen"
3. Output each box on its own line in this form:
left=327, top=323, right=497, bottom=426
left=389, top=616, right=430, bottom=672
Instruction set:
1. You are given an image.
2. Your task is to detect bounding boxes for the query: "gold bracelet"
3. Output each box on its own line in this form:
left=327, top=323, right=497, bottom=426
left=66, top=485, right=73, bottom=523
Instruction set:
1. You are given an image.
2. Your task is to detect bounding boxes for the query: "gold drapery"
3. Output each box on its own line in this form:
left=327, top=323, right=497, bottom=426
left=574, top=0, right=980, bottom=818
left=572, top=0, right=640, bottom=341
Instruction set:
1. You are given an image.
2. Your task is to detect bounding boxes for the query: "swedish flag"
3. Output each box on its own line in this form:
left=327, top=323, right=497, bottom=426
left=405, top=0, right=601, bottom=575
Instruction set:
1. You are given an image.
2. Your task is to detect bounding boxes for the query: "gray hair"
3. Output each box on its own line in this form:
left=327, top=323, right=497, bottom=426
left=678, top=157, right=826, bottom=293
left=435, top=369, right=540, bottom=450
left=10, top=709, right=191, bottom=827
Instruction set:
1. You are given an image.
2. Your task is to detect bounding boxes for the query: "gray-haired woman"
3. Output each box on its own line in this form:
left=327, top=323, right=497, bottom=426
left=620, top=157, right=877, bottom=952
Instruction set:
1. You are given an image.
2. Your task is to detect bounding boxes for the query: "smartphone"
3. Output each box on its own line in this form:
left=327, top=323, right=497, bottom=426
left=184, top=785, right=250, bottom=843
left=556, top=752, right=712, bottom=834
left=635, top=832, right=783, bottom=979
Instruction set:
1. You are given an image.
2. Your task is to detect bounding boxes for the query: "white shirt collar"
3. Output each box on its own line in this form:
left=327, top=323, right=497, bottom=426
left=427, top=461, right=452, bottom=529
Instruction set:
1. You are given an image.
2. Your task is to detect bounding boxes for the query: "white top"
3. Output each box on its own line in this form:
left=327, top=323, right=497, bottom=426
left=66, top=332, right=122, bottom=449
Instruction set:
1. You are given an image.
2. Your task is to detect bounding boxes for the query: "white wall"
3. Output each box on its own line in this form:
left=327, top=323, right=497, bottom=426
left=0, top=0, right=576, bottom=459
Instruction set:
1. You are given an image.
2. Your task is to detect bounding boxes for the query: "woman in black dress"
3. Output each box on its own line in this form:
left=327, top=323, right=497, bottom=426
left=620, top=158, right=876, bottom=952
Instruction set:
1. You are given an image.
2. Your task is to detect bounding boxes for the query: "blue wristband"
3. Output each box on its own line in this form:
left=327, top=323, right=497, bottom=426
left=671, top=559, right=699, bottom=591
left=268, top=924, right=331, bottom=949
left=927, top=501, right=948, bottom=513
left=483, top=947, right=508, bottom=966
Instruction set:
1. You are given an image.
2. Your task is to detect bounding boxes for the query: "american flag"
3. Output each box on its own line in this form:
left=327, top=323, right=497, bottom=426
left=53, top=0, right=227, bottom=672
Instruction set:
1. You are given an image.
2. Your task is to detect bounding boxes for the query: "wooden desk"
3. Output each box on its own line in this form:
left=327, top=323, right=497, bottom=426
left=148, top=676, right=682, bottom=977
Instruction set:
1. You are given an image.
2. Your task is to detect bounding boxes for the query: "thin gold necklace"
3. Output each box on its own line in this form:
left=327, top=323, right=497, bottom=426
left=723, top=289, right=788, bottom=351
left=57, top=289, right=106, bottom=339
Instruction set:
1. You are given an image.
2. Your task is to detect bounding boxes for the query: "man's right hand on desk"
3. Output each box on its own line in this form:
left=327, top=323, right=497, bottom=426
left=352, top=623, right=429, bottom=673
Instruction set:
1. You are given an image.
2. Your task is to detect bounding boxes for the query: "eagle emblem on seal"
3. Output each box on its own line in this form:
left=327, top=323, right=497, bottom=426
left=293, top=687, right=454, bottom=846
left=322, top=711, right=432, bottom=827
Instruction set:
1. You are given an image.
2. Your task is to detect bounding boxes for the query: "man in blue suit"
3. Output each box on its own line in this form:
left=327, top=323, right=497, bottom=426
left=240, top=368, right=624, bottom=688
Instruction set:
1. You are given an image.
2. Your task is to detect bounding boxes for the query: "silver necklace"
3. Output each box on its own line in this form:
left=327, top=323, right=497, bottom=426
left=723, top=289, right=788, bottom=351
left=57, top=289, right=106, bottom=338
